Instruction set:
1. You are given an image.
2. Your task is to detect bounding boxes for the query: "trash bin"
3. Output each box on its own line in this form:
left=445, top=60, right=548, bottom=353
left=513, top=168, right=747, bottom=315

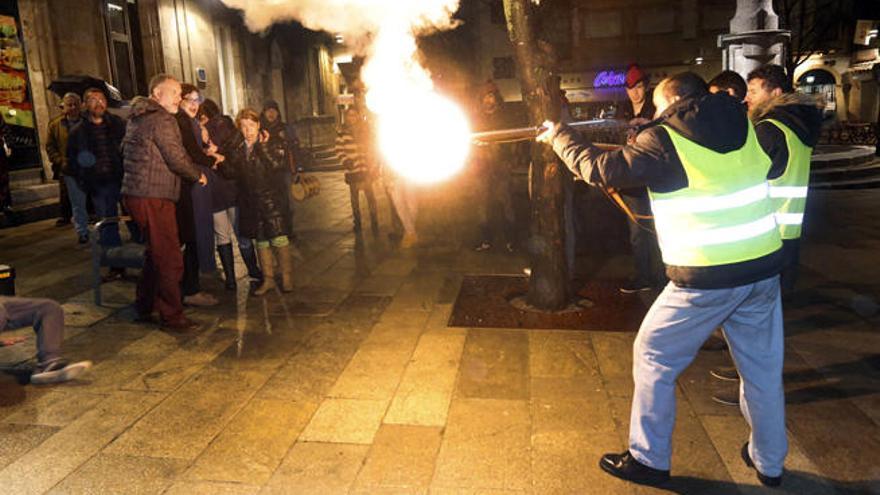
left=0, top=265, right=15, bottom=296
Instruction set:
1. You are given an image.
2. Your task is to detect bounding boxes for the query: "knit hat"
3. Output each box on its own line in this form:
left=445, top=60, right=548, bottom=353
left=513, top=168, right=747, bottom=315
left=263, top=100, right=280, bottom=112
left=625, top=64, right=648, bottom=89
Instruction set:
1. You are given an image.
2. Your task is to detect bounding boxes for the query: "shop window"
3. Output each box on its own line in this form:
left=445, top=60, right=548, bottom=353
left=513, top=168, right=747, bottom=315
left=103, top=0, right=144, bottom=99
left=582, top=10, right=622, bottom=39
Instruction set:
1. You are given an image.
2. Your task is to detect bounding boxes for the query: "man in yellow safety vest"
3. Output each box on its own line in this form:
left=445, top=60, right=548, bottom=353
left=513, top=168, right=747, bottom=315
left=539, top=72, right=786, bottom=487
left=746, top=64, right=823, bottom=294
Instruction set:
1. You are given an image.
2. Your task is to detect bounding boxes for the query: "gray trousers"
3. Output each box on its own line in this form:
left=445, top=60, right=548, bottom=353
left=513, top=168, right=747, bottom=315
left=0, top=297, right=64, bottom=364
left=629, top=276, right=786, bottom=477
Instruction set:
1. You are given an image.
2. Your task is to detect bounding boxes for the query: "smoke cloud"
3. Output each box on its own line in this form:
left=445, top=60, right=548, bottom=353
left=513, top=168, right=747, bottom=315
left=219, top=0, right=461, bottom=47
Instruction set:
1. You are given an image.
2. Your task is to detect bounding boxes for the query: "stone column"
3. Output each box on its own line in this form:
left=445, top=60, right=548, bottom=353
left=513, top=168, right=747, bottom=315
left=718, top=0, right=790, bottom=79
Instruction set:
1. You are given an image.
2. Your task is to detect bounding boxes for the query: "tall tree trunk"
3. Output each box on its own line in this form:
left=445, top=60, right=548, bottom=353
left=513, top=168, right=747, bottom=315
left=503, top=0, right=569, bottom=310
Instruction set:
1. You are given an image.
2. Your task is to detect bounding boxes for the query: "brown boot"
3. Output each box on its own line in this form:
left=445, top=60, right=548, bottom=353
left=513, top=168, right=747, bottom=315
left=252, top=247, right=276, bottom=296
left=276, top=244, right=294, bottom=292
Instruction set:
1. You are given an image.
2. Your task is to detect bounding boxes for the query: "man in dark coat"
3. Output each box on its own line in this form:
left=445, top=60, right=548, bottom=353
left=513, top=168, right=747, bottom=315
left=616, top=64, right=666, bottom=293
left=121, top=74, right=206, bottom=331
left=67, top=88, right=127, bottom=250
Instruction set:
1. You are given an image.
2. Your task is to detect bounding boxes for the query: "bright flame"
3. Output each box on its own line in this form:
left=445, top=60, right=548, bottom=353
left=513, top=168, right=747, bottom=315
left=219, top=0, right=471, bottom=182
left=363, top=25, right=471, bottom=184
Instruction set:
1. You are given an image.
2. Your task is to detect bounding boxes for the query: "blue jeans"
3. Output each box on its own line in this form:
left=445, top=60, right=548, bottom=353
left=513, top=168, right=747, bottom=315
left=91, top=182, right=123, bottom=247
left=629, top=276, right=786, bottom=476
left=63, top=176, right=88, bottom=237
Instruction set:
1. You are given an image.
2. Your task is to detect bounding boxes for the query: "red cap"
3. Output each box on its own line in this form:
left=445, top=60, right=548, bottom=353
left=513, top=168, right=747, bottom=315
left=625, top=64, right=647, bottom=88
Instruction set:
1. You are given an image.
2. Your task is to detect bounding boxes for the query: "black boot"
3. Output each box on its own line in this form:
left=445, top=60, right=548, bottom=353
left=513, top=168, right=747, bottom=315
left=240, top=244, right=263, bottom=284
left=217, top=243, right=236, bottom=291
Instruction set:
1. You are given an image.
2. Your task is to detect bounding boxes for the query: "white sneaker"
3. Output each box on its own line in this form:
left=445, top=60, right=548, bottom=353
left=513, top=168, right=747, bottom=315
left=31, top=359, right=92, bottom=385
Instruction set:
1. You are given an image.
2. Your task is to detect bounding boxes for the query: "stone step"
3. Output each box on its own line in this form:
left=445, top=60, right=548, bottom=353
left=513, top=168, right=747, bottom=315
left=9, top=167, right=44, bottom=187
left=11, top=183, right=58, bottom=205
left=811, top=145, right=876, bottom=170
left=1, top=197, right=59, bottom=228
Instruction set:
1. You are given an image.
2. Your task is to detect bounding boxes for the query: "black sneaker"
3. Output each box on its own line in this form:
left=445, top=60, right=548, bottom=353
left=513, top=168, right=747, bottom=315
left=741, top=442, right=782, bottom=487
left=31, top=359, right=92, bottom=384
left=78, top=233, right=89, bottom=245
left=710, top=366, right=740, bottom=381
left=712, top=390, right=740, bottom=406
left=619, top=280, right=653, bottom=294
left=599, top=451, right=670, bottom=486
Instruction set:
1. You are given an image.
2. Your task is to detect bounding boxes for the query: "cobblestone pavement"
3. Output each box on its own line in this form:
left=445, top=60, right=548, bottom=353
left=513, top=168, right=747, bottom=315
left=0, top=171, right=877, bottom=494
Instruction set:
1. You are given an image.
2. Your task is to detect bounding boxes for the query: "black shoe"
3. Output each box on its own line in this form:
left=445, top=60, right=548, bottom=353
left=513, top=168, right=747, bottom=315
left=77, top=233, right=89, bottom=245
left=599, top=451, right=670, bottom=486
left=741, top=442, right=782, bottom=487
left=712, top=390, right=740, bottom=406
left=619, top=280, right=653, bottom=294
left=55, top=218, right=70, bottom=227
left=710, top=366, right=739, bottom=381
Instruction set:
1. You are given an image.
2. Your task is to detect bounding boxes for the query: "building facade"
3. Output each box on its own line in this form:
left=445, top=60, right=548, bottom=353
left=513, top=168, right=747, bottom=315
left=12, top=0, right=339, bottom=176
left=469, top=0, right=736, bottom=118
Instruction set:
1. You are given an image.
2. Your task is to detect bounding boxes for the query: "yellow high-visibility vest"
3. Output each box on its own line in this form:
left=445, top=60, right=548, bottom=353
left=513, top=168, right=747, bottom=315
left=764, top=119, right=812, bottom=240
left=650, top=124, right=782, bottom=267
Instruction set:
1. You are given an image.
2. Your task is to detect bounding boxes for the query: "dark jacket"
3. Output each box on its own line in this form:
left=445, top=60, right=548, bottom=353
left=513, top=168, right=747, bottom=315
left=121, top=98, right=201, bottom=201
left=551, top=92, right=783, bottom=289
left=206, top=115, right=238, bottom=212
left=67, top=113, right=126, bottom=190
left=261, top=117, right=300, bottom=171
left=750, top=92, right=823, bottom=182
left=174, top=111, right=216, bottom=272
left=218, top=134, right=290, bottom=241
left=751, top=91, right=823, bottom=267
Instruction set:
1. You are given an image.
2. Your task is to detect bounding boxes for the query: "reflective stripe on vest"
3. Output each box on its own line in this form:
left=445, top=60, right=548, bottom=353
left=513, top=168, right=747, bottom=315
left=651, top=123, right=782, bottom=267
left=764, top=119, right=812, bottom=240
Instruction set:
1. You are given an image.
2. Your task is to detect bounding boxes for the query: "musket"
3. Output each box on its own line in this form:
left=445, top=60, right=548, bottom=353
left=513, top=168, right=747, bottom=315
left=470, top=118, right=621, bottom=144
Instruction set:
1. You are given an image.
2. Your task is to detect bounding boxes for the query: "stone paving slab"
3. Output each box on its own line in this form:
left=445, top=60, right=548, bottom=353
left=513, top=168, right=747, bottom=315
left=457, top=329, right=529, bottom=401
left=165, top=480, right=262, bottom=495
left=1, top=390, right=107, bottom=427
left=261, top=442, right=370, bottom=494
left=47, top=454, right=187, bottom=495
left=0, top=390, right=166, bottom=495
left=0, top=423, right=58, bottom=471
left=299, top=398, right=388, bottom=444
left=385, top=329, right=467, bottom=426
left=186, top=398, right=318, bottom=484
left=104, top=367, right=269, bottom=460
left=432, top=398, right=532, bottom=492
left=351, top=424, right=443, bottom=494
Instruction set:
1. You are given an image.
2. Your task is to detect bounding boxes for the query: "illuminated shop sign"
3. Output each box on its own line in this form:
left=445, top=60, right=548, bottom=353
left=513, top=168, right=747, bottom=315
left=593, top=70, right=626, bottom=88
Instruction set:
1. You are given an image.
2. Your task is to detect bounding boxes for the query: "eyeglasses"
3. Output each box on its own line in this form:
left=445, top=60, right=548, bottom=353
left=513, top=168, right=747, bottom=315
left=183, top=96, right=201, bottom=104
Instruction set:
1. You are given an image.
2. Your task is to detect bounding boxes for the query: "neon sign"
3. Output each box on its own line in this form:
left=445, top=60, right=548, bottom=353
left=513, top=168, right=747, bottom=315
left=593, top=70, right=626, bottom=88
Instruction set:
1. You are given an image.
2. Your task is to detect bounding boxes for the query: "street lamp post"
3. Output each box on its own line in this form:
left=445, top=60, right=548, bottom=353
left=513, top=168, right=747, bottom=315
left=718, top=0, right=791, bottom=80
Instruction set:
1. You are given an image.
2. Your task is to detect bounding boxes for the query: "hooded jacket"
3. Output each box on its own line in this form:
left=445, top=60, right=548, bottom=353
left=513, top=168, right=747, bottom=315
left=121, top=97, right=201, bottom=201
left=551, top=92, right=783, bottom=289
left=750, top=92, right=823, bottom=183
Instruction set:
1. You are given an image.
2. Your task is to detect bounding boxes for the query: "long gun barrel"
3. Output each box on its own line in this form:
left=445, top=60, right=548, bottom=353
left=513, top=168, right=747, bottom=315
left=470, top=119, right=620, bottom=144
